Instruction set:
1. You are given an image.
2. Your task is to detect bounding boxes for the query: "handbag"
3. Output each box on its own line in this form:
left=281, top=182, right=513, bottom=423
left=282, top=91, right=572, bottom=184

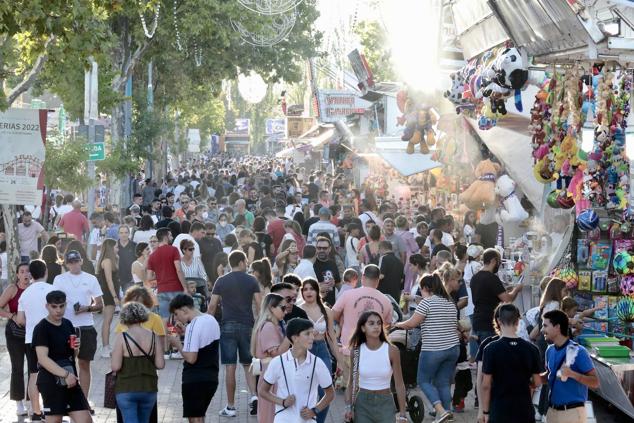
left=104, top=371, right=117, bottom=409
left=7, top=319, right=25, bottom=338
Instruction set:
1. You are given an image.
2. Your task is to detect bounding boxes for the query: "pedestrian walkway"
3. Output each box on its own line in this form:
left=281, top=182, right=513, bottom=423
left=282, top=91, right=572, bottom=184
left=0, top=315, right=482, bottom=422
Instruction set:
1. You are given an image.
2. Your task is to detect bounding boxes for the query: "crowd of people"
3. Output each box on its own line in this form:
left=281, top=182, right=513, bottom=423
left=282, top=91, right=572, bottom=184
left=0, top=154, right=600, bottom=423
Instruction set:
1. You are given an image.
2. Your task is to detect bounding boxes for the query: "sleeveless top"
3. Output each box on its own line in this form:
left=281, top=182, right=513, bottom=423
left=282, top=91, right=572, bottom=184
left=132, top=261, right=144, bottom=284
left=358, top=342, right=392, bottom=390
left=8, top=285, right=25, bottom=313
left=308, top=313, right=327, bottom=335
left=98, top=268, right=119, bottom=293
left=115, top=332, right=158, bottom=393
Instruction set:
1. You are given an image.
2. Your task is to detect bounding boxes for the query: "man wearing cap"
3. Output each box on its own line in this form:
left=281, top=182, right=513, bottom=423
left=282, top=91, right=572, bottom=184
left=307, top=207, right=340, bottom=249
left=53, top=249, right=104, bottom=402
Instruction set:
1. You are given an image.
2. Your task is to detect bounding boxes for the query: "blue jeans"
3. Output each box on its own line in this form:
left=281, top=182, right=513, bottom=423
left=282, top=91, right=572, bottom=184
left=417, top=345, right=460, bottom=411
left=310, top=340, right=332, bottom=423
left=220, top=321, right=253, bottom=365
left=116, top=391, right=157, bottom=423
left=157, top=291, right=183, bottom=318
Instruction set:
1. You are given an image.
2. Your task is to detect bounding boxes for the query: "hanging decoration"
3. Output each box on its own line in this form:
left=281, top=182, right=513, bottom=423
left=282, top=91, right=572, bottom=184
left=237, top=0, right=304, bottom=15
left=173, top=0, right=182, bottom=51
left=231, top=9, right=297, bottom=47
left=237, top=71, right=268, bottom=104
left=138, top=0, right=160, bottom=39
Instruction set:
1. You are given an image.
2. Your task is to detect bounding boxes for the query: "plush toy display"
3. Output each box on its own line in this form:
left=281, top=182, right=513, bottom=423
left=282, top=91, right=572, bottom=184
left=444, top=43, right=530, bottom=128
left=495, top=174, right=529, bottom=223
left=459, top=159, right=502, bottom=210
left=397, top=90, right=439, bottom=155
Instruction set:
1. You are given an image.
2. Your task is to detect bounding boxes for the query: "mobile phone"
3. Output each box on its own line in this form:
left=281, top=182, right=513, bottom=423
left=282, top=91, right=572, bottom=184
left=73, top=302, right=81, bottom=312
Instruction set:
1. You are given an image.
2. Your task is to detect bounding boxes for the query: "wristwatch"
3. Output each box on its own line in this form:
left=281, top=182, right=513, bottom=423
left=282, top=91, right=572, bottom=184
left=311, top=407, right=320, bottom=416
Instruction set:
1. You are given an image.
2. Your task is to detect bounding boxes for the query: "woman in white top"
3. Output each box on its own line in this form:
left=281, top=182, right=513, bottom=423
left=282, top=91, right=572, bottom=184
left=133, top=215, right=157, bottom=244
left=178, top=238, right=209, bottom=297
left=395, top=274, right=459, bottom=423
left=298, top=279, right=341, bottom=423
left=462, top=211, right=477, bottom=244
left=345, top=311, right=407, bottom=423
left=131, top=242, right=149, bottom=286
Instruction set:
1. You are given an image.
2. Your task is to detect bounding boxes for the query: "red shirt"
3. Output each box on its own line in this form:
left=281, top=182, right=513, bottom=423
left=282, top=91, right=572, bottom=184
left=147, top=244, right=183, bottom=293
left=267, top=218, right=286, bottom=253
left=59, top=209, right=89, bottom=241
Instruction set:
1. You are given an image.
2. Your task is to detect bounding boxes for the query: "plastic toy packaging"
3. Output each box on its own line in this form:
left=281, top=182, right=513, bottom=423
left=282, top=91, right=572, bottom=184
left=576, top=239, right=589, bottom=268
left=578, top=270, right=592, bottom=291
left=589, top=241, right=612, bottom=271
left=592, top=271, right=608, bottom=292
left=590, top=295, right=609, bottom=332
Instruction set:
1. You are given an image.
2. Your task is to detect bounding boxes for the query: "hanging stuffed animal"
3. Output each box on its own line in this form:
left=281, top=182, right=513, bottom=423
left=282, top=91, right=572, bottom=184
left=460, top=159, right=502, bottom=210
left=495, top=174, right=529, bottom=223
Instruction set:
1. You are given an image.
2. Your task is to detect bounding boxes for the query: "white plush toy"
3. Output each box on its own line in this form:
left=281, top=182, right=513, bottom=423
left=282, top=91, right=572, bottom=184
left=495, top=47, right=528, bottom=90
left=495, top=174, right=529, bottom=223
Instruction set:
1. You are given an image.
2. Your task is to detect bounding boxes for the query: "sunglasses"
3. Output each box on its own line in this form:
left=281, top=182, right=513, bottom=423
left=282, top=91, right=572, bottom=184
left=316, top=246, right=329, bottom=250
left=185, top=248, right=195, bottom=251
left=284, top=296, right=297, bottom=304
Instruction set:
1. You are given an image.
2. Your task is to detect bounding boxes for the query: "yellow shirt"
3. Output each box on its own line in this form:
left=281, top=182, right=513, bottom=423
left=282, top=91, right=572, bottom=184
left=115, top=311, right=166, bottom=336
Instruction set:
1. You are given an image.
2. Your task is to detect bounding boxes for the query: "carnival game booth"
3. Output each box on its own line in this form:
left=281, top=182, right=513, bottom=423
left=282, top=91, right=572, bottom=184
left=442, top=0, right=634, bottom=417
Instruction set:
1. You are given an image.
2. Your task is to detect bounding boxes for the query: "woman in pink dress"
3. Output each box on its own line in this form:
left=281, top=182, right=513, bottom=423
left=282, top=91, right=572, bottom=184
left=251, top=293, right=291, bottom=422
left=396, top=215, right=421, bottom=293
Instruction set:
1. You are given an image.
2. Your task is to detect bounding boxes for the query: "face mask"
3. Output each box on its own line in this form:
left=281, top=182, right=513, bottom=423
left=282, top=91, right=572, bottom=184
left=202, top=212, right=209, bottom=219
left=219, top=221, right=227, bottom=227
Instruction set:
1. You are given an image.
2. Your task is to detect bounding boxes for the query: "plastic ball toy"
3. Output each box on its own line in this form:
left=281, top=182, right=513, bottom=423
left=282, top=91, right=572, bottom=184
left=613, top=251, right=634, bottom=275
left=547, top=190, right=561, bottom=208
left=576, top=209, right=599, bottom=231
left=557, top=268, right=578, bottom=289
left=616, top=296, right=634, bottom=321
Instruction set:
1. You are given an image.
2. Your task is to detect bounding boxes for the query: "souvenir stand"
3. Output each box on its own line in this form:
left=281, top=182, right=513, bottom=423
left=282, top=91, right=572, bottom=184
left=443, top=0, right=634, bottom=417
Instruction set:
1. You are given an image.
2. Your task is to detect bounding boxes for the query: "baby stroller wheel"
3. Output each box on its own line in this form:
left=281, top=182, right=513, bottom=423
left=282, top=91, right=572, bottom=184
left=408, top=395, right=424, bottom=423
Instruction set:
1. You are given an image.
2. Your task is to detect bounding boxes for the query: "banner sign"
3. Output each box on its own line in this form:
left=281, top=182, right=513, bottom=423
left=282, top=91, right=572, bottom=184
left=316, top=90, right=372, bottom=123
left=0, top=108, right=47, bottom=205
left=265, top=118, right=286, bottom=135
left=228, top=119, right=250, bottom=135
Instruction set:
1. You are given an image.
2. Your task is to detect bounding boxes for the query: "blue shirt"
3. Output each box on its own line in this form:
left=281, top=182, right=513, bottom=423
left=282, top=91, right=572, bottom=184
left=105, top=224, right=120, bottom=240
left=546, top=340, right=594, bottom=406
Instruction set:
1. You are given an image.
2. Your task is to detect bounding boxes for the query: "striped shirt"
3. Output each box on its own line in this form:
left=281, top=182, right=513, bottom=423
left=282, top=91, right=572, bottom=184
left=181, top=257, right=208, bottom=281
left=415, top=295, right=460, bottom=351
left=307, top=220, right=340, bottom=248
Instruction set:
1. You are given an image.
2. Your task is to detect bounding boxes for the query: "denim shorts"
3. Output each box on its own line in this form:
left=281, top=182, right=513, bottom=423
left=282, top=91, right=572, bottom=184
left=157, top=291, right=183, bottom=318
left=219, top=321, right=253, bottom=365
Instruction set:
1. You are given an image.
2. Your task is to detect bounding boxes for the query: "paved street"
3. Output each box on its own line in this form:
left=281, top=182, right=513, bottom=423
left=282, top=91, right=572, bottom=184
left=0, top=314, right=627, bottom=422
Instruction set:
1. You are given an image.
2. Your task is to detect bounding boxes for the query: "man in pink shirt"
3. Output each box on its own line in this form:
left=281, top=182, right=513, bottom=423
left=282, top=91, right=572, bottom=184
left=264, top=205, right=287, bottom=254
left=332, top=264, right=393, bottom=385
left=58, top=200, right=90, bottom=242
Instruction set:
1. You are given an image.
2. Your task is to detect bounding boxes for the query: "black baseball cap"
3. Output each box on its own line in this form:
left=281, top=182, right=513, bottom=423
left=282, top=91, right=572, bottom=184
left=65, top=250, right=82, bottom=262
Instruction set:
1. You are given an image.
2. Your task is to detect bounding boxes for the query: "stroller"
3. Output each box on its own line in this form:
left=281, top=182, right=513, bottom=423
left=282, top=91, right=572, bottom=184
left=387, top=294, right=425, bottom=423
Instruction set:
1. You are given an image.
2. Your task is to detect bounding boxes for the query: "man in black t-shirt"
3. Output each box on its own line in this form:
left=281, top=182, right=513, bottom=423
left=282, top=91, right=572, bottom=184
left=270, top=280, right=308, bottom=322
left=475, top=222, right=498, bottom=249
left=471, top=249, right=523, bottom=345
left=313, top=237, right=341, bottom=307
left=481, top=304, right=542, bottom=423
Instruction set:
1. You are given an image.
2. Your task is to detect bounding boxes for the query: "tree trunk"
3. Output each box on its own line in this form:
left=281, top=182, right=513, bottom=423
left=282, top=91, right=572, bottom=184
left=1, top=204, right=20, bottom=283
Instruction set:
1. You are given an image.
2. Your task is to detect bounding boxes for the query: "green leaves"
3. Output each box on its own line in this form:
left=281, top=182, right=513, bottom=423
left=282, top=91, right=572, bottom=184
left=44, top=133, right=93, bottom=193
left=354, top=20, right=397, bottom=82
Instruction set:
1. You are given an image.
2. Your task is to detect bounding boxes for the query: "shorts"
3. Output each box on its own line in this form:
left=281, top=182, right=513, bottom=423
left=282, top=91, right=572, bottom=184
left=26, top=343, right=38, bottom=374
left=182, top=381, right=217, bottom=418
left=157, top=291, right=183, bottom=318
left=39, top=383, right=90, bottom=416
left=219, top=321, right=253, bottom=365
left=76, top=326, right=98, bottom=361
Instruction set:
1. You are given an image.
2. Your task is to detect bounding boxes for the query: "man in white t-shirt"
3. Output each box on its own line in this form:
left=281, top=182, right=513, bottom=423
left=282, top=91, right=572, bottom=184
left=18, top=211, right=48, bottom=262
left=260, top=318, right=334, bottom=423
left=16, top=259, right=55, bottom=419
left=53, top=250, right=104, bottom=401
left=167, top=294, right=221, bottom=422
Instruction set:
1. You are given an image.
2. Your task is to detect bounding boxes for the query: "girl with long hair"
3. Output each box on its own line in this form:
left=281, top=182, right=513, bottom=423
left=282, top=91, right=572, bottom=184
left=283, top=220, right=305, bottom=255
left=252, top=293, right=291, bottom=422
left=251, top=258, right=273, bottom=294
left=41, top=244, right=63, bottom=284
left=436, top=262, right=468, bottom=314
left=273, top=239, right=299, bottom=282
left=299, top=279, right=340, bottom=423
left=345, top=311, right=407, bottom=423
left=97, top=238, right=120, bottom=358
left=395, top=274, right=459, bottom=422
left=0, top=263, right=30, bottom=416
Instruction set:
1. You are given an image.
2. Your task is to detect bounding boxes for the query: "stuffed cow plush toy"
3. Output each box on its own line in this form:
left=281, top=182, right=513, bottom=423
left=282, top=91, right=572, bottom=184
left=495, top=174, right=529, bottom=223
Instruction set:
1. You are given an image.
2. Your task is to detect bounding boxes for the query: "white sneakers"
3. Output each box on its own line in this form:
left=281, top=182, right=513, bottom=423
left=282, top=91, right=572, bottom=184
left=100, top=345, right=112, bottom=358
left=170, top=351, right=183, bottom=360
left=219, top=405, right=237, bottom=417
left=16, top=400, right=27, bottom=416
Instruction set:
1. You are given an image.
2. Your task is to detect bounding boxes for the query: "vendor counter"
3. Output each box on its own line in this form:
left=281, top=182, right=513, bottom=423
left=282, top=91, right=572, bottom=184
left=590, top=353, right=634, bottom=418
